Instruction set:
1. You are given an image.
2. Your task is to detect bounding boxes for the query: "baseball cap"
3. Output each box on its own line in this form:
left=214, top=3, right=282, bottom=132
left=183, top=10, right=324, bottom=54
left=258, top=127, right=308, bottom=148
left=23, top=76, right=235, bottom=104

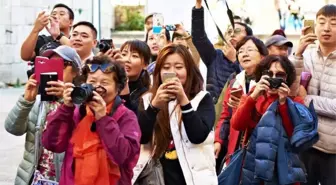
left=42, top=45, right=82, bottom=73
left=265, top=35, right=293, bottom=48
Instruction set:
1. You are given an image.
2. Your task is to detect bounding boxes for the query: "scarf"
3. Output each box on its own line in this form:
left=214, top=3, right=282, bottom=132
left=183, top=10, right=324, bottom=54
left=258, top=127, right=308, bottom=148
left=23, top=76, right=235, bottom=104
left=70, top=103, right=121, bottom=185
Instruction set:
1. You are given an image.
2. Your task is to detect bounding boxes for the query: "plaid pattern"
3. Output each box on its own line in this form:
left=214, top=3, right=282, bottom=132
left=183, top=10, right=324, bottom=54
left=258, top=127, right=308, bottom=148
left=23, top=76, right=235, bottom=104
left=31, top=170, right=58, bottom=185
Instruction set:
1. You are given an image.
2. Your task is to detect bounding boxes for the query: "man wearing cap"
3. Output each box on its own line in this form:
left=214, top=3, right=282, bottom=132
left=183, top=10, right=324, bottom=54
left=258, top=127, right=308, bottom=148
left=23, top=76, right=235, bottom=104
left=4, top=45, right=81, bottom=185
left=265, top=35, right=293, bottom=56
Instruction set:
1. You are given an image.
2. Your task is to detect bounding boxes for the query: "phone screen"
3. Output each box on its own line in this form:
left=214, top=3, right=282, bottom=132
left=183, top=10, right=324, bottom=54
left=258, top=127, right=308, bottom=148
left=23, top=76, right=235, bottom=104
left=153, top=13, right=164, bottom=34
left=230, top=88, right=243, bottom=98
left=39, top=72, right=58, bottom=101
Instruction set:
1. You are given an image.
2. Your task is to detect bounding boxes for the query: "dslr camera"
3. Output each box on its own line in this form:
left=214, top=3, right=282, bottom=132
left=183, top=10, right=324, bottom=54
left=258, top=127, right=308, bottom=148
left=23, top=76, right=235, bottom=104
left=267, top=78, right=285, bottom=89
left=98, top=39, right=113, bottom=53
left=71, top=84, right=95, bottom=104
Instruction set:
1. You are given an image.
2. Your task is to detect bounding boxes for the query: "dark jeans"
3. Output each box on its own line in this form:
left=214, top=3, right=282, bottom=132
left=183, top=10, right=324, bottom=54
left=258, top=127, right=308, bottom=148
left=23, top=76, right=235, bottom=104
left=300, top=148, right=336, bottom=185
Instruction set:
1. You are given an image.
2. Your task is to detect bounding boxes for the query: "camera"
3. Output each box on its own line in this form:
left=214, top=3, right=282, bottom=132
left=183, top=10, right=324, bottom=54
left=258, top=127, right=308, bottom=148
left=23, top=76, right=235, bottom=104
left=98, top=39, right=113, bottom=53
left=267, top=77, right=285, bottom=89
left=71, top=84, right=95, bottom=104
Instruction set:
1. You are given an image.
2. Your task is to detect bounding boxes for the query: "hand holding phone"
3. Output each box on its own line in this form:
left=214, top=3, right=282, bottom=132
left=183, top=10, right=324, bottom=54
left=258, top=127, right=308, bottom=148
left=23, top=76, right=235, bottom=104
left=230, top=88, right=243, bottom=98
left=162, top=72, right=176, bottom=83
left=34, top=56, right=64, bottom=83
left=153, top=13, right=164, bottom=34
left=39, top=72, right=58, bottom=101
left=304, top=20, right=315, bottom=35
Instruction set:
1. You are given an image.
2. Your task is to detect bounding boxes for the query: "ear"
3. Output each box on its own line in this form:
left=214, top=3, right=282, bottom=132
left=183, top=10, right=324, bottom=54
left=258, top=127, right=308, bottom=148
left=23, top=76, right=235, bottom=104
left=93, top=39, right=98, bottom=47
left=69, top=19, right=74, bottom=27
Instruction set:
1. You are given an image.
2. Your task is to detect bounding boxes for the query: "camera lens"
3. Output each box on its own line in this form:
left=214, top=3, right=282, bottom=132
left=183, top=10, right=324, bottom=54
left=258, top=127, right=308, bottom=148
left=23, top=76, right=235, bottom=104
left=71, top=87, right=88, bottom=104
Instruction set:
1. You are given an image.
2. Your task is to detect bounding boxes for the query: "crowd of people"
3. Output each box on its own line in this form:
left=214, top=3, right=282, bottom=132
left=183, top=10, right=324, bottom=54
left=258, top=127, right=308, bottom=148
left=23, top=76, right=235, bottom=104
left=3, top=1, right=336, bottom=185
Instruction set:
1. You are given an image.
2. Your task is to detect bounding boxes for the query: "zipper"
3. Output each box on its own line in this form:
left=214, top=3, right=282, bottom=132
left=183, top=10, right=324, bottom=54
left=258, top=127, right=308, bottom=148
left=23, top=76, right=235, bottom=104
left=318, top=56, right=327, bottom=96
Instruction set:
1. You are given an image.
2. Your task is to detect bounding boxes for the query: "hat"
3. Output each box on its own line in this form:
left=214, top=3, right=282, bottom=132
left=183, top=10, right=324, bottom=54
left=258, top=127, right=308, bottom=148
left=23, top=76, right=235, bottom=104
left=42, top=45, right=82, bottom=72
left=265, top=35, right=293, bottom=48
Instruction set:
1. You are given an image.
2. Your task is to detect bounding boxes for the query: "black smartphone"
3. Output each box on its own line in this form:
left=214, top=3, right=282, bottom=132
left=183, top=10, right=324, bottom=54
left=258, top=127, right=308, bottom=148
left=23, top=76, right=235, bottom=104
left=39, top=72, right=58, bottom=101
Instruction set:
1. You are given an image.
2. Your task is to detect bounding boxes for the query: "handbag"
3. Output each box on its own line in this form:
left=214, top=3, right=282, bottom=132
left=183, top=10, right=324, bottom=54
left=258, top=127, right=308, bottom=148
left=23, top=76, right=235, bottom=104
left=218, top=141, right=249, bottom=185
left=31, top=102, right=59, bottom=185
left=134, top=159, right=165, bottom=185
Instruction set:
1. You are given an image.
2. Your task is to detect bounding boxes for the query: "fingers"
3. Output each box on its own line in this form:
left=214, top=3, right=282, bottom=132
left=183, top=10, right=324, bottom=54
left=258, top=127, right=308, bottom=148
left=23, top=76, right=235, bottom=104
left=280, top=82, right=289, bottom=90
left=259, top=78, right=270, bottom=87
left=47, top=81, right=64, bottom=87
left=38, top=11, right=46, bottom=17
left=301, top=26, right=312, bottom=35
left=64, top=83, right=75, bottom=89
left=26, top=80, right=37, bottom=89
left=230, top=95, right=240, bottom=101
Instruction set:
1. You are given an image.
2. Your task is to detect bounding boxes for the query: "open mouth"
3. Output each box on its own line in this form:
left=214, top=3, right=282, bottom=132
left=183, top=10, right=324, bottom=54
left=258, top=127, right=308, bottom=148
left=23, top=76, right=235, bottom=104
left=72, top=43, right=82, bottom=48
left=152, top=46, right=159, bottom=51
left=242, top=59, right=251, bottom=64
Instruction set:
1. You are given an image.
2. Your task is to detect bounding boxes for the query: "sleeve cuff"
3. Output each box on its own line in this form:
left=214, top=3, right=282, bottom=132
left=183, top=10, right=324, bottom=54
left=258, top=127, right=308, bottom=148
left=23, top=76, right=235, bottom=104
left=181, top=103, right=193, bottom=114
left=59, top=104, right=76, bottom=113
left=18, top=95, right=36, bottom=107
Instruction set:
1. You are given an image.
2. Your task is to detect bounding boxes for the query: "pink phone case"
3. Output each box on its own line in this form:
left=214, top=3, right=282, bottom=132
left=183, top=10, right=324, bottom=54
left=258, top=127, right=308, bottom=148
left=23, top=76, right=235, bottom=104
left=300, top=72, right=312, bottom=89
left=34, top=56, right=64, bottom=83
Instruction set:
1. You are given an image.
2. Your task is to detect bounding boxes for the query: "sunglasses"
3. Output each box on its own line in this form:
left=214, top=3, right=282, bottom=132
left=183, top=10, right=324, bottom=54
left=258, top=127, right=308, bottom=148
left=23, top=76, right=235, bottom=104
left=263, top=70, right=287, bottom=80
left=227, top=28, right=242, bottom=35
left=84, top=64, right=115, bottom=73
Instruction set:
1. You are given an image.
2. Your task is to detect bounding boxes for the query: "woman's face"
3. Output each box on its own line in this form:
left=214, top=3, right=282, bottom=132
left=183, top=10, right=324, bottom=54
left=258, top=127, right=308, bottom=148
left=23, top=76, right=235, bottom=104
left=267, top=62, right=287, bottom=95
left=160, top=53, right=187, bottom=86
left=237, top=40, right=263, bottom=75
left=121, top=45, right=147, bottom=81
left=147, top=29, right=169, bottom=56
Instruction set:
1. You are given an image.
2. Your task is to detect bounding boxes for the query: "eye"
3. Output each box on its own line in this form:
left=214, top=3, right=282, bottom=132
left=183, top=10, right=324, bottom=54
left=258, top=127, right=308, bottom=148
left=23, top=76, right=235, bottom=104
left=132, top=54, right=139, bottom=58
left=121, top=53, right=127, bottom=57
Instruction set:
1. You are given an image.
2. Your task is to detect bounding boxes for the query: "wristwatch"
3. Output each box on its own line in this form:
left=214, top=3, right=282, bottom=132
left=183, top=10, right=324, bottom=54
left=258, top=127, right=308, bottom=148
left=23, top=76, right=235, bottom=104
left=55, top=32, right=65, bottom=41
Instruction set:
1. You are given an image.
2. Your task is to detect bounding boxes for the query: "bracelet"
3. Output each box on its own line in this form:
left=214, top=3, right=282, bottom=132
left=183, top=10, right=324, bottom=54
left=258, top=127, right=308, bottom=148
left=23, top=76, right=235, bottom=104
left=55, top=32, right=65, bottom=41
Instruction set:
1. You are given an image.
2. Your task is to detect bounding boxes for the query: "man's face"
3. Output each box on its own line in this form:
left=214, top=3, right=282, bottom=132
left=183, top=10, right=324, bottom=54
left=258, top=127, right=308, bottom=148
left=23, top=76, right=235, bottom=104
left=225, top=23, right=247, bottom=48
left=268, top=45, right=289, bottom=56
left=173, top=37, right=188, bottom=47
left=315, top=15, right=336, bottom=46
left=86, top=70, right=118, bottom=105
left=70, top=25, right=97, bottom=60
left=145, top=16, right=153, bottom=31
left=51, top=7, right=73, bottom=30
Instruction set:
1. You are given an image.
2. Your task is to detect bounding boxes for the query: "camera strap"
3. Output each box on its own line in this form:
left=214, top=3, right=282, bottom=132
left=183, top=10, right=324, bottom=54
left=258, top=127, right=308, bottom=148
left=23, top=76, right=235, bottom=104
left=203, top=0, right=235, bottom=44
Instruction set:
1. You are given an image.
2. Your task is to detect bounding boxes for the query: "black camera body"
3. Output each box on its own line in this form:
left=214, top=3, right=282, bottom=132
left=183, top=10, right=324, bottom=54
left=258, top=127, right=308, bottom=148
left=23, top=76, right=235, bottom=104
left=267, top=77, right=284, bottom=89
left=71, top=84, right=95, bottom=104
left=98, top=39, right=113, bottom=53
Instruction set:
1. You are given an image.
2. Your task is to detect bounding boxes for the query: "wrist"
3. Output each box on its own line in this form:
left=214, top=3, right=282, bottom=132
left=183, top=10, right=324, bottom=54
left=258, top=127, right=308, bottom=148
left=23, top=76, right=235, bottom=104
left=279, top=97, right=286, bottom=105
left=24, top=96, right=35, bottom=102
left=250, top=92, right=259, bottom=100
left=195, top=3, right=202, bottom=9
left=54, top=32, right=63, bottom=41
left=179, top=94, right=189, bottom=106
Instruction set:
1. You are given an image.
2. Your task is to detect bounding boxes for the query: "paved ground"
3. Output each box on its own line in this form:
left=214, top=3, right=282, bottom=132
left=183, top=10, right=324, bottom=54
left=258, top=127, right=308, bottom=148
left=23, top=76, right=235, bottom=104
left=0, top=87, right=25, bottom=185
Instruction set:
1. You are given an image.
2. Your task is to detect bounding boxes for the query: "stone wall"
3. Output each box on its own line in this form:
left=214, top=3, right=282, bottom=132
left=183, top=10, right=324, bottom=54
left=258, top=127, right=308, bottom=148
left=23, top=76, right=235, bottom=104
left=0, top=0, right=114, bottom=84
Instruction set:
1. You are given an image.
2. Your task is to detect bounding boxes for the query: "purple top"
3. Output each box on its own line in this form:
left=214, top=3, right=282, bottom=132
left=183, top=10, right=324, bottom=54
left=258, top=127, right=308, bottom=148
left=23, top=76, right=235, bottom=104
left=42, top=104, right=141, bottom=185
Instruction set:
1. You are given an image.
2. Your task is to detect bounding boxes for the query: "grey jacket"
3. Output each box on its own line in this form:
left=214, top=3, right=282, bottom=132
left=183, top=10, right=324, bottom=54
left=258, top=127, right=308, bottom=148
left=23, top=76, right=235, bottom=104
left=4, top=95, right=64, bottom=185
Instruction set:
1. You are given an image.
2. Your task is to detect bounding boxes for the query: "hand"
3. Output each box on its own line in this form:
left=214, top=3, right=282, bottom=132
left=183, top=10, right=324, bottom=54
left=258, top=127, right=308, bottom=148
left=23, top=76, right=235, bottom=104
left=175, top=24, right=188, bottom=37
left=278, top=83, right=290, bottom=105
left=295, top=27, right=317, bottom=57
left=63, top=83, right=75, bottom=107
left=33, top=11, right=49, bottom=33
left=46, top=16, right=61, bottom=40
left=87, top=91, right=107, bottom=120
left=227, top=94, right=241, bottom=108
left=251, top=75, right=270, bottom=100
left=298, top=85, right=307, bottom=98
left=24, top=74, right=38, bottom=102
left=45, top=81, right=64, bottom=98
left=151, top=83, right=173, bottom=109
left=196, top=0, right=202, bottom=8
left=222, top=42, right=237, bottom=62
left=214, top=142, right=222, bottom=159
left=97, top=49, right=125, bottom=66
left=166, top=78, right=189, bottom=106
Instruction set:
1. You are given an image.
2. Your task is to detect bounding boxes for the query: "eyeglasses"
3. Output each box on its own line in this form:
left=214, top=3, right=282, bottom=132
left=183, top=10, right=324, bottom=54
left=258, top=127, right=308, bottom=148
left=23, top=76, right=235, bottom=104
left=237, top=48, right=259, bottom=55
left=227, top=28, right=242, bottom=36
left=84, top=64, right=115, bottom=73
left=263, top=70, right=287, bottom=80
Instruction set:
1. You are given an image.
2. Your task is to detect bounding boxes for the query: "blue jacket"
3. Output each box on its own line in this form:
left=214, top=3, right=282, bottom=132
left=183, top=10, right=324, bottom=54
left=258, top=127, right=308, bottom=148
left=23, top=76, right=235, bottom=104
left=241, top=98, right=318, bottom=185
left=192, top=7, right=240, bottom=104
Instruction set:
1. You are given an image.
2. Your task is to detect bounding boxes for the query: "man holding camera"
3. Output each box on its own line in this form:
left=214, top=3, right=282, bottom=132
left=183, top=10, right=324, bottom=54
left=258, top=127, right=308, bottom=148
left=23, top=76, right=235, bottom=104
left=5, top=45, right=81, bottom=185
left=21, top=4, right=74, bottom=62
left=291, top=4, right=336, bottom=185
left=42, top=56, right=141, bottom=185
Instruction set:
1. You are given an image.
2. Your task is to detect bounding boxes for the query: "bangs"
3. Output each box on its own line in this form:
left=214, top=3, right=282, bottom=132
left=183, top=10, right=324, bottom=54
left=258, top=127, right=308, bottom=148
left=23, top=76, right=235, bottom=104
left=316, top=5, right=336, bottom=18
left=120, top=40, right=151, bottom=65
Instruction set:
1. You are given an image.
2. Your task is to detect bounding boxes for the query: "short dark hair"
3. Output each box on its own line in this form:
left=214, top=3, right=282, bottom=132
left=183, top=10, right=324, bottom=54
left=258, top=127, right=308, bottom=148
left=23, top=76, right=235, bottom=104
left=120, top=40, right=151, bottom=89
left=172, top=32, right=183, bottom=41
left=236, top=22, right=253, bottom=36
left=145, top=27, right=171, bottom=42
left=52, top=3, right=74, bottom=20
left=83, top=56, right=127, bottom=93
left=236, top=36, right=268, bottom=56
left=316, top=4, right=336, bottom=18
left=233, top=15, right=242, bottom=21
left=145, top=13, right=155, bottom=23
left=255, top=55, right=296, bottom=87
left=73, top=21, right=97, bottom=39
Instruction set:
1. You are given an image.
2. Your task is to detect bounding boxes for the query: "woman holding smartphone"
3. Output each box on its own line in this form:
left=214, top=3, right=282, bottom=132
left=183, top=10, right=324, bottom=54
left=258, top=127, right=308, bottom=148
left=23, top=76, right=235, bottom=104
left=134, top=44, right=217, bottom=185
left=214, top=36, right=268, bottom=164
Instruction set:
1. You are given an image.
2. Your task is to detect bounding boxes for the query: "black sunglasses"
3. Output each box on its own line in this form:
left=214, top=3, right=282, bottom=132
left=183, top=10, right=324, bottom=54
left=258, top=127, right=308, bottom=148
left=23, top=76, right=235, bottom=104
left=263, top=70, right=287, bottom=80
left=84, top=64, right=115, bottom=73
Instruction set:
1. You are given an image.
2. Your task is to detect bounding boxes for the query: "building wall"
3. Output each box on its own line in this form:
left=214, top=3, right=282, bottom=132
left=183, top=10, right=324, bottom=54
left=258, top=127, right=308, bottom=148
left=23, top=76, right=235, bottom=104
left=0, top=0, right=114, bottom=84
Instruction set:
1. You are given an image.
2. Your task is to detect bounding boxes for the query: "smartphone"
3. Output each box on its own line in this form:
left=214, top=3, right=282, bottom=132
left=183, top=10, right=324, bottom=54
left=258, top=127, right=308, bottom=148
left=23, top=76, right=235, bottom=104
left=166, top=24, right=176, bottom=31
left=304, top=20, right=315, bottom=34
left=162, top=72, right=176, bottom=83
left=153, top=13, right=164, bottom=34
left=39, top=72, right=58, bottom=101
left=34, top=56, right=64, bottom=83
left=230, top=88, right=243, bottom=98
